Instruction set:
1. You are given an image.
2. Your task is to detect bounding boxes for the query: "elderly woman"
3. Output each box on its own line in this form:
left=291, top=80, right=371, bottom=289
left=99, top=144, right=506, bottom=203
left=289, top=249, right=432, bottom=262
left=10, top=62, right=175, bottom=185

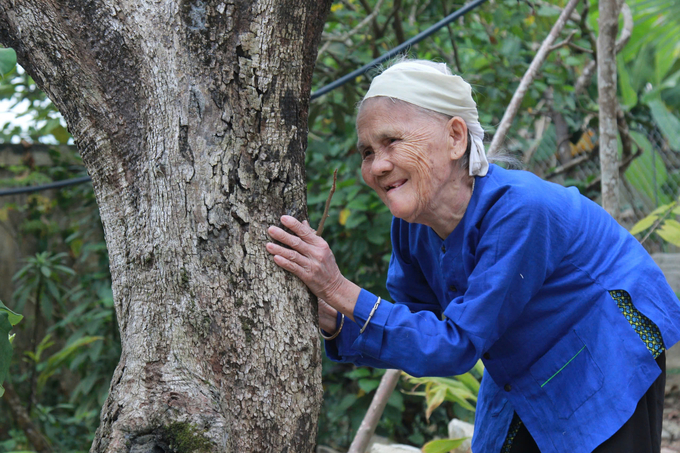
left=266, top=60, right=680, bottom=453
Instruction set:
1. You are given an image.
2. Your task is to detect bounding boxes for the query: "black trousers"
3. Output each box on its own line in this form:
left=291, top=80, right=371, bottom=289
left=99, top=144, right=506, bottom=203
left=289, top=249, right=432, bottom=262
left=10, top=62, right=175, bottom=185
left=509, top=352, right=666, bottom=453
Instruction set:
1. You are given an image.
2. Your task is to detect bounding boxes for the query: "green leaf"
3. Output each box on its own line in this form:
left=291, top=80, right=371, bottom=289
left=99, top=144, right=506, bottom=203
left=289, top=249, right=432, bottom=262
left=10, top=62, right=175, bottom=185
left=422, top=438, right=468, bottom=453
left=0, top=300, right=24, bottom=326
left=0, top=313, right=14, bottom=390
left=625, top=131, right=669, bottom=204
left=618, top=54, right=638, bottom=110
left=358, top=378, right=380, bottom=394
left=0, top=48, right=17, bottom=78
left=647, top=98, right=680, bottom=151
left=40, top=265, right=51, bottom=278
left=345, top=367, right=371, bottom=379
left=336, top=393, right=358, bottom=413
left=655, top=39, right=678, bottom=85
left=37, top=336, right=102, bottom=392
left=455, top=372, right=481, bottom=394
left=657, top=219, right=680, bottom=246
left=425, top=386, right=447, bottom=420
left=630, top=214, right=658, bottom=235
left=445, top=388, right=477, bottom=411
left=536, top=4, right=560, bottom=16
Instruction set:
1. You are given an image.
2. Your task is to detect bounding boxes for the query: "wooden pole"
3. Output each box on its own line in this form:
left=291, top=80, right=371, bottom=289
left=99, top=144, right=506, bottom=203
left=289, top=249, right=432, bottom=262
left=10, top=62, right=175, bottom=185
left=347, top=369, right=402, bottom=453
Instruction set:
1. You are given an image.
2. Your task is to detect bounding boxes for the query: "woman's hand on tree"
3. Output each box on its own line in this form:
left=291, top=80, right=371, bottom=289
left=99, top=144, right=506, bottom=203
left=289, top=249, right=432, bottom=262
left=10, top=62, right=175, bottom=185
left=266, top=215, right=360, bottom=319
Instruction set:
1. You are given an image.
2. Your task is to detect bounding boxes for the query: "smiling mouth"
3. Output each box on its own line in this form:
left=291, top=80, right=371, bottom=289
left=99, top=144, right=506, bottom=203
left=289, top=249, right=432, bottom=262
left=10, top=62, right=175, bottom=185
left=384, top=179, right=407, bottom=192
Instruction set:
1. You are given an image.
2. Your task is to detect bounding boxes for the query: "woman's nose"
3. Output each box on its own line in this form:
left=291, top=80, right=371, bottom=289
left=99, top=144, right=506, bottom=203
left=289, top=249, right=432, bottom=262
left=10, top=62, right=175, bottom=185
left=370, top=153, right=393, bottom=175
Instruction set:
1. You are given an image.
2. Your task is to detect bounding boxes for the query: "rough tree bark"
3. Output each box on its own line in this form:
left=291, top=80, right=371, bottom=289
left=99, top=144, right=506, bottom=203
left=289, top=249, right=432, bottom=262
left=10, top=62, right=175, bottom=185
left=598, top=0, right=622, bottom=219
left=0, top=1, right=331, bottom=452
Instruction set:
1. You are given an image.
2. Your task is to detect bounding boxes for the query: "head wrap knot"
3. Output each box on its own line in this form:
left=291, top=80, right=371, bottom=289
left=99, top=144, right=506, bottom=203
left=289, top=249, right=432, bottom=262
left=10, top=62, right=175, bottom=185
left=362, top=61, right=489, bottom=177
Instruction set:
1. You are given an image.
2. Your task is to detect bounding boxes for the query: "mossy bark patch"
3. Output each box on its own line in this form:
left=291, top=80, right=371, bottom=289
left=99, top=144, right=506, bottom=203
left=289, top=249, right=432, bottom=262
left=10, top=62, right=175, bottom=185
left=164, top=422, right=213, bottom=453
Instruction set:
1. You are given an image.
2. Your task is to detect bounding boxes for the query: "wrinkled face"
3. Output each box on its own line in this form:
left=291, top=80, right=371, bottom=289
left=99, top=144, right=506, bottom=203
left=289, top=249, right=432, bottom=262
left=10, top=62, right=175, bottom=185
left=357, top=98, right=465, bottom=227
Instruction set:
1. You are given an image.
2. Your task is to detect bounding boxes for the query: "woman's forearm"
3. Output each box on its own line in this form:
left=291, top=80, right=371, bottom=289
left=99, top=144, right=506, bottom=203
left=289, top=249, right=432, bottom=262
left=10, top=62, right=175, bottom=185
left=323, top=276, right=361, bottom=323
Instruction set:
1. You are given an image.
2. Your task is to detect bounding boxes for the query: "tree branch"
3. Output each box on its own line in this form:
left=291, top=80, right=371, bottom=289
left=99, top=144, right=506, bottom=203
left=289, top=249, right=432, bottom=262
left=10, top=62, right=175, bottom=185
left=391, top=0, right=406, bottom=45
left=3, top=381, right=52, bottom=453
left=347, top=369, right=402, bottom=453
left=443, top=0, right=463, bottom=73
left=585, top=147, right=642, bottom=192
left=315, top=169, right=338, bottom=237
left=487, top=0, right=581, bottom=156
left=574, top=1, right=632, bottom=95
left=545, top=151, right=597, bottom=180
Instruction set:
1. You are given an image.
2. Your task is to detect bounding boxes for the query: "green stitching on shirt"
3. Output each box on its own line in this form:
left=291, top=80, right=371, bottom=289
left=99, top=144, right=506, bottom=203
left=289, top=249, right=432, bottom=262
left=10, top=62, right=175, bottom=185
left=540, top=345, right=586, bottom=388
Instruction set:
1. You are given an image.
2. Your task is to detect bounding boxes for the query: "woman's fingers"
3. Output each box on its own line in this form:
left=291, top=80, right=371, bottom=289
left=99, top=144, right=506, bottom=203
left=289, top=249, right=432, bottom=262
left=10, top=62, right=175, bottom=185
left=267, top=225, right=312, bottom=255
left=267, top=215, right=344, bottom=301
left=280, top=215, right=323, bottom=245
left=265, top=242, right=306, bottom=265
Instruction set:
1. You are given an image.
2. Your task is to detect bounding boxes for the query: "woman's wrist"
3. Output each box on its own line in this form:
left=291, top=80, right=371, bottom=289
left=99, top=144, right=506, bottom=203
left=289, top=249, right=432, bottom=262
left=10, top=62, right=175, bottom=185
left=323, top=277, right=361, bottom=322
left=320, top=313, right=344, bottom=341
left=319, top=311, right=339, bottom=333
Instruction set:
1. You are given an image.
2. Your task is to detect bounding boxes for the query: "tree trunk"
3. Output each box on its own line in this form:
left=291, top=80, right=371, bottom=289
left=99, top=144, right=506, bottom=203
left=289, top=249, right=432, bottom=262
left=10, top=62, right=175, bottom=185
left=597, top=0, right=621, bottom=219
left=0, top=1, right=331, bottom=452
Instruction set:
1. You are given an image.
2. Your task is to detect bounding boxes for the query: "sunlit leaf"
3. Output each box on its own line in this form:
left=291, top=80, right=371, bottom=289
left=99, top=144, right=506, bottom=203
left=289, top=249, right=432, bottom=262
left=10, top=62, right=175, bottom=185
left=0, top=299, right=24, bottom=326
left=629, top=213, right=658, bottom=235
left=425, top=386, right=447, bottom=420
left=422, top=437, right=468, bottom=453
left=656, top=219, right=680, bottom=247
left=339, top=208, right=351, bottom=226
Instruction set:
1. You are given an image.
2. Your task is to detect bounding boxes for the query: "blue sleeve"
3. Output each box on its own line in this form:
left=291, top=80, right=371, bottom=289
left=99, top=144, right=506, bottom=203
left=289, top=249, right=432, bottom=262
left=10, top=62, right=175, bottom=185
left=330, top=191, right=568, bottom=377
left=325, top=218, right=441, bottom=368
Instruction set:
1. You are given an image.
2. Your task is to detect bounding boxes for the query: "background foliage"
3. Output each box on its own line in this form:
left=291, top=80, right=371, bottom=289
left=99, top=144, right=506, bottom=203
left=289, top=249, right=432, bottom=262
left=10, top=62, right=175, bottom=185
left=0, top=0, right=678, bottom=451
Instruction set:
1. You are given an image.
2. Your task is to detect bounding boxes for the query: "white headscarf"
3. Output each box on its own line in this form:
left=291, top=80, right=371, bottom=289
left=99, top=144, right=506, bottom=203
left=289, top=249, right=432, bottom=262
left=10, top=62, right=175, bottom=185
left=362, top=61, right=489, bottom=177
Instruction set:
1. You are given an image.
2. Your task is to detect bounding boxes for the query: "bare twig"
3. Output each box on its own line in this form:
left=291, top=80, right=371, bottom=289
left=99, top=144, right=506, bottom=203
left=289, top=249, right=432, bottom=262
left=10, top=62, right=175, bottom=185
left=585, top=147, right=642, bottom=191
left=315, top=169, right=338, bottom=237
left=443, top=0, right=463, bottom=73
left=615, top=3, right=633, bottom=53
left=617, top=108, right=632, bottom=162
left=545, top=152, right=596, bottom=179
left=574, top=60, right=597, bottom=95
left=340, top=0, right=358, bottom=12
left=574, top=1, right=632, bottom=95
left=568, top=42, right=593, bottom=53
left=548, top=29, right=578, bottom=51
left=318, top=0, right=386, bottom=58
left=387, top=0, right=406, bottom=44
left=348, top=369, right=402, bottom=453
left=487, top=0, right=581, bottom=156
left=408, top=0, right=418, bottom=26
left=523, top=115, right=551, bottom=164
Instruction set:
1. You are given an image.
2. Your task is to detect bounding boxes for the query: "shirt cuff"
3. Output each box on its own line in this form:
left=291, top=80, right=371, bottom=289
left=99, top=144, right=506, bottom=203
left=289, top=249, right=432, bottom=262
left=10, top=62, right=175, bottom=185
left=324, top=317, right=358, bottom=362
left=352, top=288, right=393, bottom=359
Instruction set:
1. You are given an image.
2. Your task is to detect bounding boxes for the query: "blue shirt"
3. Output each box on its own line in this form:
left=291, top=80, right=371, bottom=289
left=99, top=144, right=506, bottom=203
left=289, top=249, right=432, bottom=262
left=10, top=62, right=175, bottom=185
left=326, top=165, right=680, bottom=453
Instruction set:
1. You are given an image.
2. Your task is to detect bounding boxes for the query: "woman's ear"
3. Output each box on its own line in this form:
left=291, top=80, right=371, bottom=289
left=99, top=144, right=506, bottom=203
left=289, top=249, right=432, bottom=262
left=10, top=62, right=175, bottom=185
left=447, top=116, right=468, bottom=161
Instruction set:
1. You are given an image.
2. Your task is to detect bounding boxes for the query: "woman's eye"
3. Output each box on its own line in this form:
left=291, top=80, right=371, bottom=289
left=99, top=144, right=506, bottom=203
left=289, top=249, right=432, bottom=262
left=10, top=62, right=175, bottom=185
left=388, top=138, right=399, bottom=145
left=361, top=149, right=373, bottom=160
